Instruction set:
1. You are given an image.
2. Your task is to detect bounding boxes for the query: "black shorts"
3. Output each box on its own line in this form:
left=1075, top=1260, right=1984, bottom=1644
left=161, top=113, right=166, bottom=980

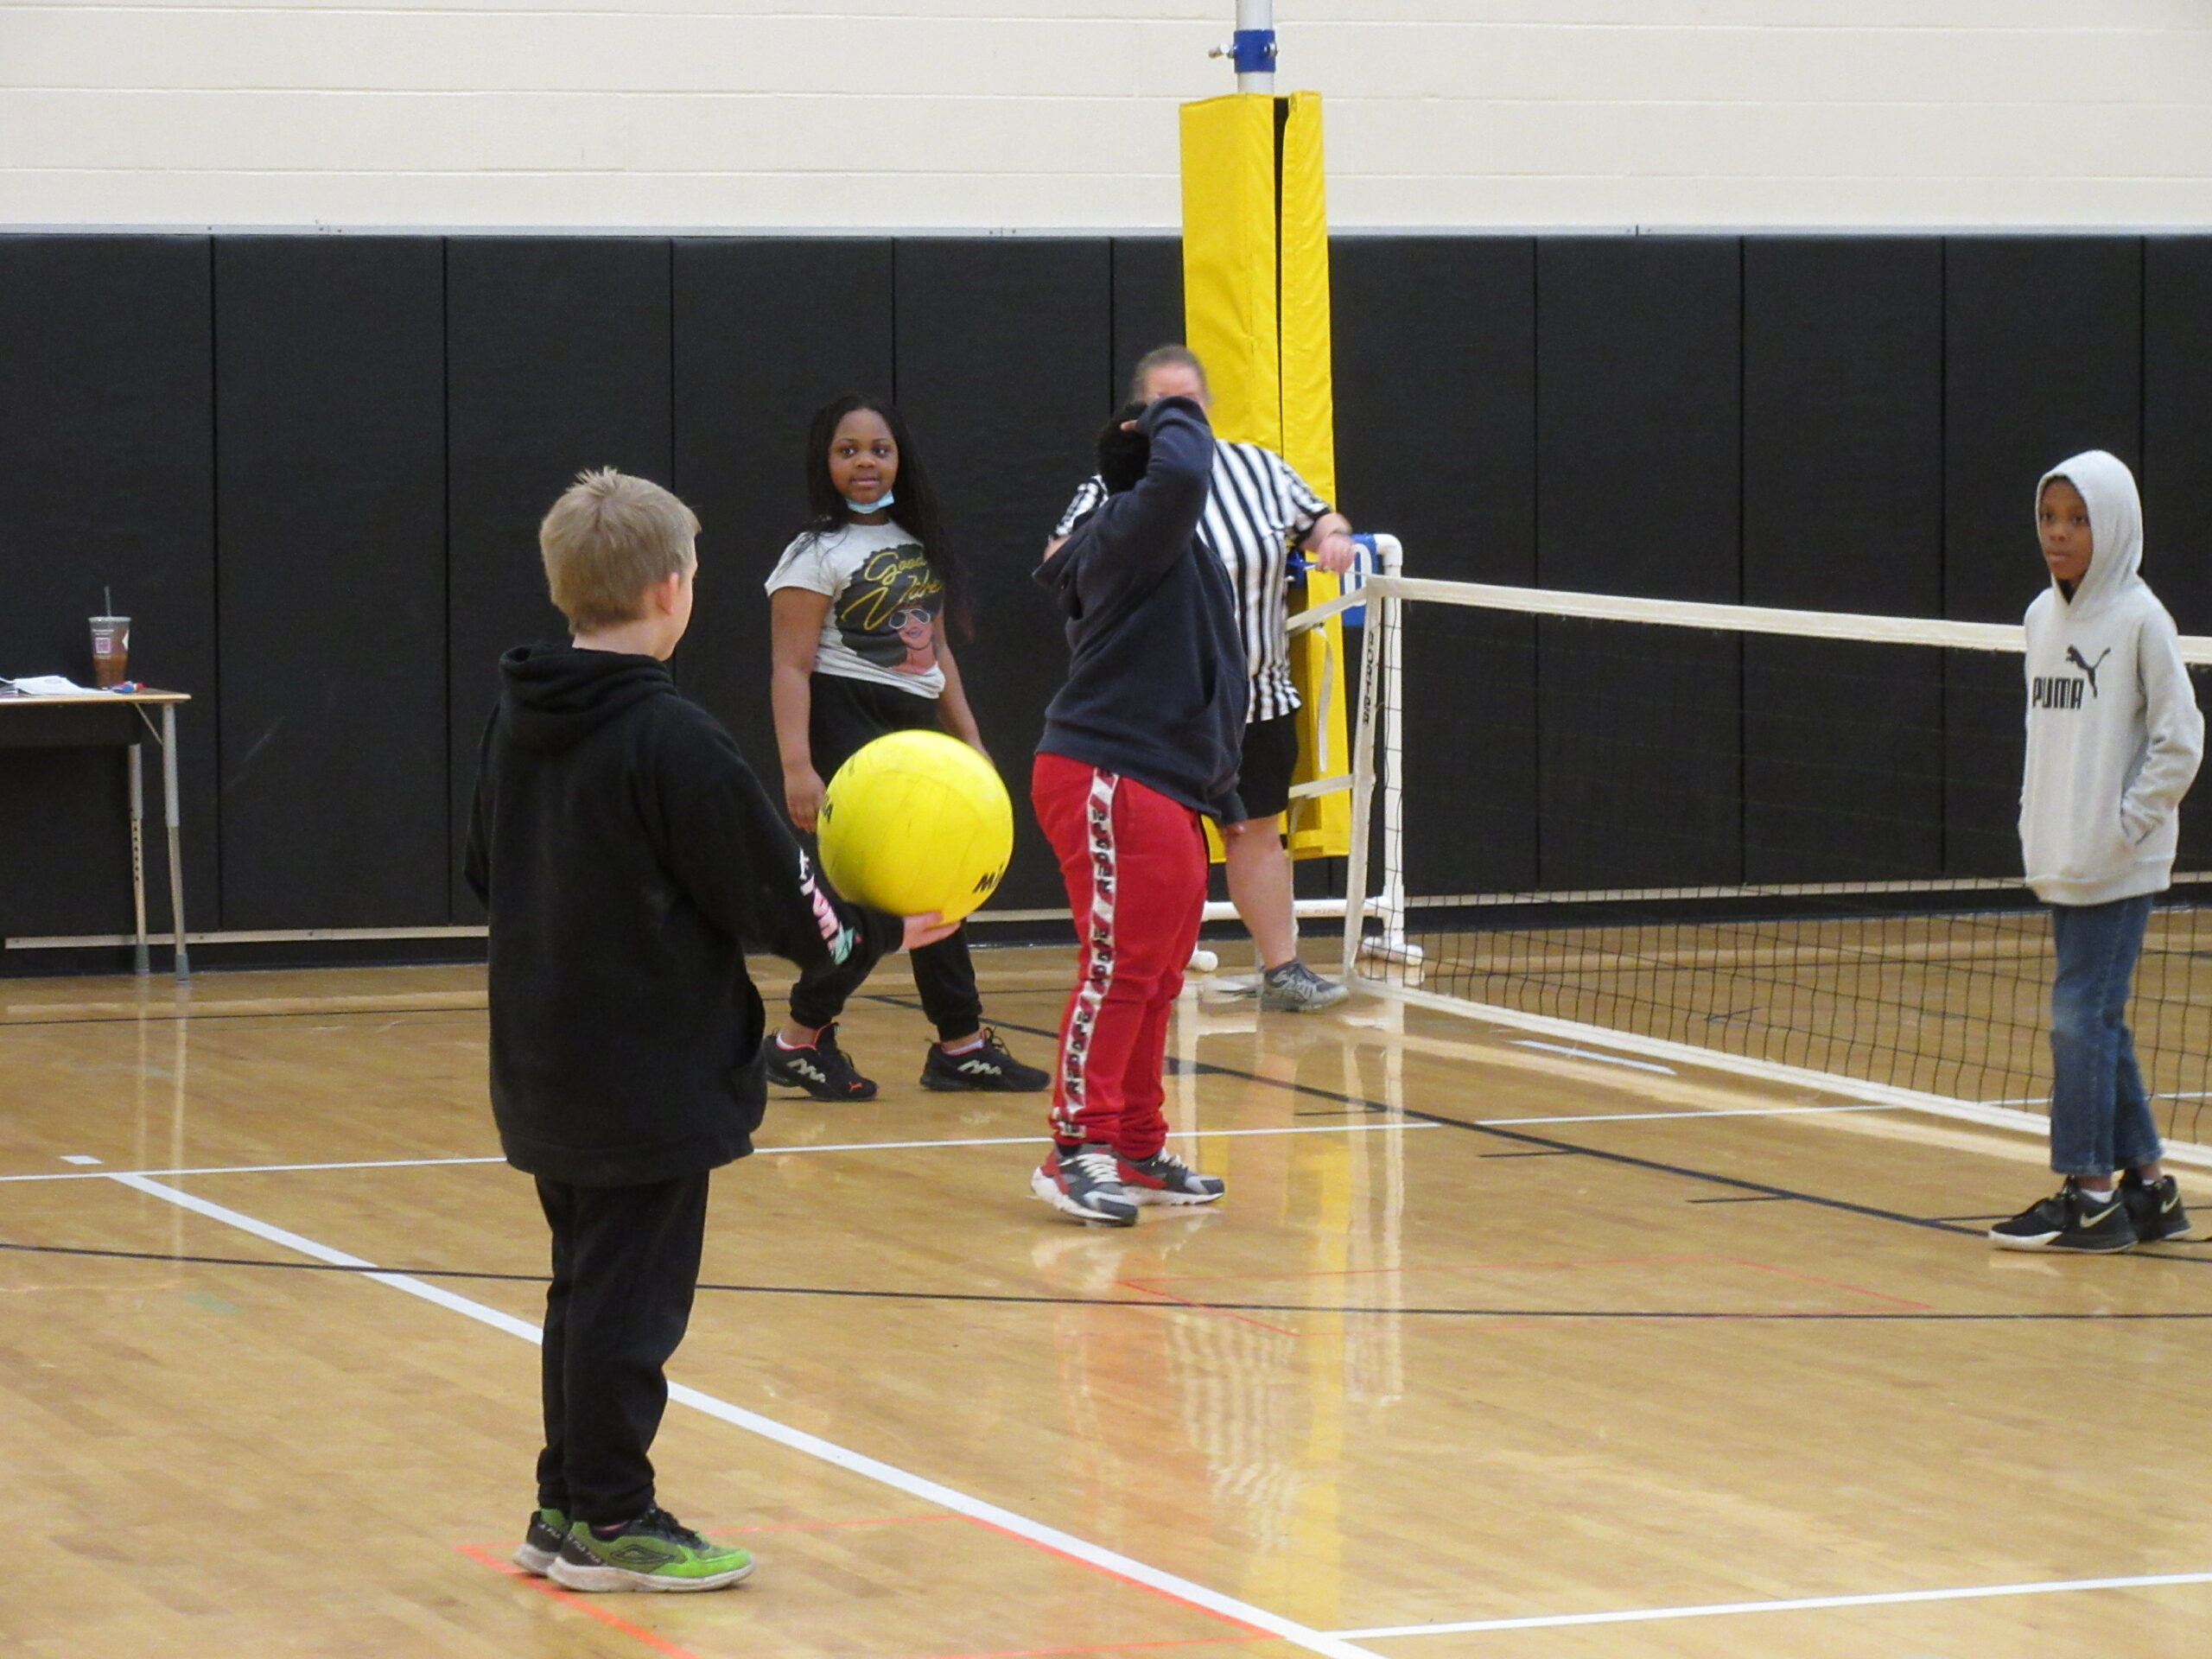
left=1235, top=710, right=1300, bottom=823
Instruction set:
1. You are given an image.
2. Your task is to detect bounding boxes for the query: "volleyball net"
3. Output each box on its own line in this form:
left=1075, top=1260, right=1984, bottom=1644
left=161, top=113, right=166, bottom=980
left=1325, top=573, right=2212, bottom=1153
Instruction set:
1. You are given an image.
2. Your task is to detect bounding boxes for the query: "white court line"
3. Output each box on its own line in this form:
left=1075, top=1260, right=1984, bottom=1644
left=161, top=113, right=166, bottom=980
left=0, top=1154, right=507, bottom=1185
left=0, top=1121, right=1439, bottom=1186
left=105, top=1172, right=1385, bottom=1659
left=1332, top=1569, right=2212, bottom=1637
left=105, top=1173, right=543, bottom=1335
left=1474, top=1103, right=1904, bottom=1128
left=1510, top=1039, right=1675, bottom=1075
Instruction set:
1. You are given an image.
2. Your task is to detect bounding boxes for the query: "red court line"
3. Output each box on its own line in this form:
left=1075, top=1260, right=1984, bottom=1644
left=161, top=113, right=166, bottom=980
left=1719, top=1256, right=1937, bottom=1311
left=1113, top=1279, right=1301, bottom=1338
left=1128, top=1251, right=1936, bottom=1312
left=1126, top=1252, right=1725, bottom=1286
left=454, top=1542, right=707, bottom=1659
left=461, top=1510, right=1268, bottom=1657
left=892, top=1637, right=1253, bottom=1659
left=960, top=1516, right=1273, bottom=1640
left=467, top=1513, right=958, bottom=1554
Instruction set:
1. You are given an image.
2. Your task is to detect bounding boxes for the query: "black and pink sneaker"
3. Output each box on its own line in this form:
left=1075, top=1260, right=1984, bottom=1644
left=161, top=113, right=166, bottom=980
left=920, top=1028, right=1050, bottom=1093
left=1115, top=1149, right=1226, bottom=1207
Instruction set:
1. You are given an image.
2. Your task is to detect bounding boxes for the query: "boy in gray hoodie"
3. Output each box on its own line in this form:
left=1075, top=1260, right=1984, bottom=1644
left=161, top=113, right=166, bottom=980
left=1991, top=450, right=2203, bottom=1253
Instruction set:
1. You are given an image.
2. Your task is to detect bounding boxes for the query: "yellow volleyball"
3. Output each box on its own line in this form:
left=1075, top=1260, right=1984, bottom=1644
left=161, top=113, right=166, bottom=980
left=817, top=731, right=1013, bottom=924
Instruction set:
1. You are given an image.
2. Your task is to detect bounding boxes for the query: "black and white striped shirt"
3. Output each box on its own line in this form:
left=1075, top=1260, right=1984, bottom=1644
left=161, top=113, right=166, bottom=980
left=1053, top=441, right=1330, bottom=723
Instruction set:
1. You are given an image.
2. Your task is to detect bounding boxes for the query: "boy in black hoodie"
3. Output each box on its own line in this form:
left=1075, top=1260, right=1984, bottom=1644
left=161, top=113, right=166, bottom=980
left=1029, top=397, right=1247, bottom=1225
left=466, top=469, right=919, bottom=1592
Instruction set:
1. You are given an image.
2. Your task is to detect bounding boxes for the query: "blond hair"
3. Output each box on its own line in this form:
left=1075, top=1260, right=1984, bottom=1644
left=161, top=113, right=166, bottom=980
left=539, top=469, right=700, bottom=632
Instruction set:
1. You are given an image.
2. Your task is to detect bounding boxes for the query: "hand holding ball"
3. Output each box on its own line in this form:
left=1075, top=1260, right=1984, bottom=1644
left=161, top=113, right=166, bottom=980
left=817, top=732, right=1013, bottom=926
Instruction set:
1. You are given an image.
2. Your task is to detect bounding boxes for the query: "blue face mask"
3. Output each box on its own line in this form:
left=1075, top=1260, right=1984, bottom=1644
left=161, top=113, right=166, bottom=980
left=844, top=490, right=895, bottom=514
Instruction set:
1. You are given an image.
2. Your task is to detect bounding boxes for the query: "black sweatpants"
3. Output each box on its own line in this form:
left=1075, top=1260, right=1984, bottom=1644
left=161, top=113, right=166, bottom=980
left=789, top=673, right=984, bottom=1042
left=534, top=1172, right=710, bottom=1525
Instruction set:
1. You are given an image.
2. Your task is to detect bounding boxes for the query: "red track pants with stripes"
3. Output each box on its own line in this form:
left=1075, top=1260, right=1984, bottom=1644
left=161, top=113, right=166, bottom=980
left=1032, top=753, right=1209, bottom=1160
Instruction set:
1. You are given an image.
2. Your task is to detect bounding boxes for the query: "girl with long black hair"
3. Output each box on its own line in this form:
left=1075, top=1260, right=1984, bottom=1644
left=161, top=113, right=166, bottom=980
left=762, top=395, right=1048, bottom=1101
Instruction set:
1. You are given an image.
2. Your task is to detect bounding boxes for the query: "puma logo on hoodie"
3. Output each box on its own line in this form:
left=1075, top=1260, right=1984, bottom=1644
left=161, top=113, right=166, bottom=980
left=2065, top=645, right=2112, bottom=694
left=2018, top=450, right=2205, bottom=906
left=2033, top=646, right=2116, bottom=709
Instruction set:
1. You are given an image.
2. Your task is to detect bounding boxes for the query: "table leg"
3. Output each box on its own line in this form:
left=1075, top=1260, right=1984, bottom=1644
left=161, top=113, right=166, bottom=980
left=129, top=741, right=149, bottom=976
left=162, top=704, right=190, bottom=982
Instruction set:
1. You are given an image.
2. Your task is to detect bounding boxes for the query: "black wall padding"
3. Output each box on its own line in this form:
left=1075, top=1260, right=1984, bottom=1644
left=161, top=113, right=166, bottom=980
left=214, top=237, right=450, bottom=929
left=7, top=231, right=2212, bottom=960
left=1742, top=239, right=1945, bottom=885
left=1942, top=238, right=2144, bottom=878
left=1336, top=236, right=1539, bottom=894
left=2145, top=240, right=2212, bottom=635
left=1535, top=238, right=1743, bottom=890
left=444, top=238, right=675, bottom=919
left=1109, top=238, right=1185, bottom=403
left=2144, top=238, right=2212, bottom=871
left=1336, top=237, right=1536, bottom=586
left=891, top=239, right=1115, bottom=911
left=0, top=237, right=218, bottom=940
left=670, top=238, right=896, bottom=779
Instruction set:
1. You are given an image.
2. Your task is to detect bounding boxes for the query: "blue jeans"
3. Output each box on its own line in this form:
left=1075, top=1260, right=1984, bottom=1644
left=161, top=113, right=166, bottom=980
left=2047, top=894, right=2163, bottom=1177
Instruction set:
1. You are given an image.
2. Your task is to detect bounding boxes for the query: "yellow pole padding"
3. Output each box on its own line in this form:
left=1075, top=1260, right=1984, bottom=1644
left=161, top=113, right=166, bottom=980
left=1179, top=88, right=1351, bottom=861
left=1275, top=91, right=1350, bottom=860
left=1277, top=92, right=1335, bottom=507
left=1178, top=95, right=1281, bottom=453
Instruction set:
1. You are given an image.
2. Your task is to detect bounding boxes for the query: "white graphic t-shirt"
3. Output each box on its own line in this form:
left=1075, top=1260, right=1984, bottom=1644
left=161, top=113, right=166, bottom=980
left=765, top=520, right=946, bottom=698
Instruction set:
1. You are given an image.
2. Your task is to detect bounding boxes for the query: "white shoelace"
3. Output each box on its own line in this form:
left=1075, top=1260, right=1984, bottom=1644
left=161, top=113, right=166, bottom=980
left=1067, top=1148, right=1124, bottom=1186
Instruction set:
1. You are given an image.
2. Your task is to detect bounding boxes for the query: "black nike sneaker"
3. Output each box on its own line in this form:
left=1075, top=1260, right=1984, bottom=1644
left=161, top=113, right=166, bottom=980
left=919, top=1028, right=1050, bottom=1092
left=765, top=1024, right=877, bottom=1102
left=1988, top=1179, right=2137, bottom=1253
left=2120, top=1169, right=2195, bottom=1243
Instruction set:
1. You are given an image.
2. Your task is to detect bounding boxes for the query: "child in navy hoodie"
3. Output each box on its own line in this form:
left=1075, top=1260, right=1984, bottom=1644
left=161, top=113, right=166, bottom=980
left=1028, top=396, right=1246, bottom=1225
left=1991, top=450, right=2203, bottom=1253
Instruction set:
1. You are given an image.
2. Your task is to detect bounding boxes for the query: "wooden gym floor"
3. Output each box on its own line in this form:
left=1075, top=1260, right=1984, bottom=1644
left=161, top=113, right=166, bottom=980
left=4, top=944, right=2211, bottom=1659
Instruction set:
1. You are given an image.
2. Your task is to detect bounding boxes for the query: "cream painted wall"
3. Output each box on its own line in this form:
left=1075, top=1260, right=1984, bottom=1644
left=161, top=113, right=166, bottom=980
left=3, top=3, right=2210, bottom=230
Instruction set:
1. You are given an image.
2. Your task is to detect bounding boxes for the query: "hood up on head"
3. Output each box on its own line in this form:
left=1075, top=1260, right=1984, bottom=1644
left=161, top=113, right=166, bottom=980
left=2037, top=448, right=2144, bottom=611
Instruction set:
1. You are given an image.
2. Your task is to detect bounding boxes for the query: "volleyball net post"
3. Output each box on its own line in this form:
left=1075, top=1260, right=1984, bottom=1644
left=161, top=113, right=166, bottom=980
left=1197, top=535, right=1421, bottom=964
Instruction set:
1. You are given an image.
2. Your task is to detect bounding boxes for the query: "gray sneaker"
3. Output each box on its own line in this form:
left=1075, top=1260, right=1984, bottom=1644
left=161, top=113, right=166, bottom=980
left=1259, top=960, right=1349, bottom=1013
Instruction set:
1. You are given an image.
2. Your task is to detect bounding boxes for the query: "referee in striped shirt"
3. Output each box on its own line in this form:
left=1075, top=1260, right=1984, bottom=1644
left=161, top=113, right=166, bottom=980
left=1046, top=346, right=1357, bottom=1013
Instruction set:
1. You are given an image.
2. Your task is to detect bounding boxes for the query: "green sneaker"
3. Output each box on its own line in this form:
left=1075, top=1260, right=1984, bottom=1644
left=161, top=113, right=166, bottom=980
left=546, top=1506, right=753, bottom=1592
left=513, top=1507, right=569, bottom=1575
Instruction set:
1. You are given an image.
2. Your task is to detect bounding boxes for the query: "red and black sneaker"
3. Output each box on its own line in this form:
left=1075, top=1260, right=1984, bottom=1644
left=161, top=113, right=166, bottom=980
left=766, top=1023, right=878, bottom=1101
left=1030, top=1143, right=1139, bottom=1226
left=1115, top=1148, right=1226, bottom=1207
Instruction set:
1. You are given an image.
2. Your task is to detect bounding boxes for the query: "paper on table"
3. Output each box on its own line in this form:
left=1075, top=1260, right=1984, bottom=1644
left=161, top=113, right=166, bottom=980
left=1, top=675, right=108, bottom=696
